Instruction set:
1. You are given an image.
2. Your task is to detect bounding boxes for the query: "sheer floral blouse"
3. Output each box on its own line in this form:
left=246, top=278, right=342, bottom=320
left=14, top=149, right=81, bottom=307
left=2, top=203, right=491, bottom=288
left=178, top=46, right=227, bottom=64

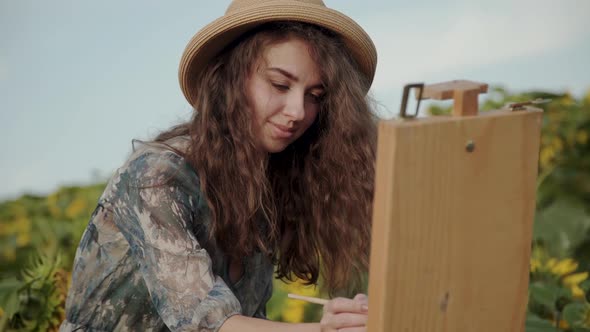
left=60, top=137, right=274, bottom=332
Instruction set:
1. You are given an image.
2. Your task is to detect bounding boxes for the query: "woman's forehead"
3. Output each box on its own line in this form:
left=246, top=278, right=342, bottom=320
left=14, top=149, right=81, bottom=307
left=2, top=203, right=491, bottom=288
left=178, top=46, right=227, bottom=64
left=260, top=39, right=322, bottom=83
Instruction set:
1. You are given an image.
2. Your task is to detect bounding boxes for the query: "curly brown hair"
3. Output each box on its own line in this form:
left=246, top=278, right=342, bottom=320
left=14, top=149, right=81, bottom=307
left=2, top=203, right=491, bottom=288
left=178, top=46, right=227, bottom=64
left=155, top=22, right=377, bottom=294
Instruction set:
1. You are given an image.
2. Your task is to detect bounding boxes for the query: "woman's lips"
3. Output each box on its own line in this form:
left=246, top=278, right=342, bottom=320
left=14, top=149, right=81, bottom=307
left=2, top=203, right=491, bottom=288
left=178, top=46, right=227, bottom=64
left=270, top=122, right=295, bottom=139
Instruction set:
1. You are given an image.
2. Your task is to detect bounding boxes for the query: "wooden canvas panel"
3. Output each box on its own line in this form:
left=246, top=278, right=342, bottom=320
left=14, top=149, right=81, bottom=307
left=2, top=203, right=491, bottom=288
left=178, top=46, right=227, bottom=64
left=367, top=109, right=542, bottom=332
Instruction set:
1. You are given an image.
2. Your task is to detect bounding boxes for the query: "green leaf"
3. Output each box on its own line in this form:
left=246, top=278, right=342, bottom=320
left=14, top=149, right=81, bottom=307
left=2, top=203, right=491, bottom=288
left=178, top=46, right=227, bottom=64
left=0, top=277, right=23, bottom=318
left=0, top=290, right=20, bottom=318
left=530, top=282, right=567, bottom=310
left=563, top=302, right=590, bottom=327
left=525, top=313, right=557, bottom=332
left=0, top=277, right=23, bottom=294
left=533, top=199, right=590, bottom=257
left=580, top=279, right=590, bottom=293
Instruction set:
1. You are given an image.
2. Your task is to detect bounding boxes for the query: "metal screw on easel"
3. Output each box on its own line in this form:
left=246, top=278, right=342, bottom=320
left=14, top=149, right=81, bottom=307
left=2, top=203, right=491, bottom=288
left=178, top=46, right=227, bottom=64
left=466, top=140, right=475, bottom=153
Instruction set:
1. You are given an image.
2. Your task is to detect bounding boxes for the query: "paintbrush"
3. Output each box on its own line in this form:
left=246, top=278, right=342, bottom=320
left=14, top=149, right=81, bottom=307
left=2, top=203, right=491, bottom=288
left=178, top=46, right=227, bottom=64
left=287, top=293, right=329, bottom=305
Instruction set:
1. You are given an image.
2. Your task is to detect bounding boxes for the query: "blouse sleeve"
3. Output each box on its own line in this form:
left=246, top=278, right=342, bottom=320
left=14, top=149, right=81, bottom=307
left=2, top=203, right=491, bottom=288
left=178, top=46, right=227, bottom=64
left=110, top=149, right=241, bottom=331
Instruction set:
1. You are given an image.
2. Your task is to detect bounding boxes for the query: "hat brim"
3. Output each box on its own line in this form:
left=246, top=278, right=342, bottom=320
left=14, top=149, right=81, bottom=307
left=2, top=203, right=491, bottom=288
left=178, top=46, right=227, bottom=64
left=178, top=1, right=377, bottom=106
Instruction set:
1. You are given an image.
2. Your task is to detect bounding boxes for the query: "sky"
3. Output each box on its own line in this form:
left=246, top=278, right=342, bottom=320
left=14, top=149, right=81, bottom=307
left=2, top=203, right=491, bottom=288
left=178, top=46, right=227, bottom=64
left=1, top=0, right=589, bottom=201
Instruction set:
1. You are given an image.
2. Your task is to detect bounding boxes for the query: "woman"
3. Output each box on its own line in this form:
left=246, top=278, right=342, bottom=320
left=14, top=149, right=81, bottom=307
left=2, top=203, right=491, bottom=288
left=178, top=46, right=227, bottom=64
left=61, top=0, right=378, bottom=331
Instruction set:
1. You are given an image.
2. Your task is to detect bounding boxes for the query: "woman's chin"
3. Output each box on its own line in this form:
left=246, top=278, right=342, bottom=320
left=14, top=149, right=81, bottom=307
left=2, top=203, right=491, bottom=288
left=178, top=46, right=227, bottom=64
left=261, top=140, right=290, bottom=154
left=266, top=146, right=288, bottom=154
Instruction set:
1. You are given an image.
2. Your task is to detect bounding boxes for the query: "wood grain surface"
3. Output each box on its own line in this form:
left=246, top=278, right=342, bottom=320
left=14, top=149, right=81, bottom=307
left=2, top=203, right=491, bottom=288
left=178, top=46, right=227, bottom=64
left=368, top=108, right=542, bottom=332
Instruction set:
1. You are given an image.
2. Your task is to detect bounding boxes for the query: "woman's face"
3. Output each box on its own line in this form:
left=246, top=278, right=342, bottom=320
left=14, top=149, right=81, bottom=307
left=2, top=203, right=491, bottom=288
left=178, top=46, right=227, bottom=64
left=246, top=37, right=324, bottom=153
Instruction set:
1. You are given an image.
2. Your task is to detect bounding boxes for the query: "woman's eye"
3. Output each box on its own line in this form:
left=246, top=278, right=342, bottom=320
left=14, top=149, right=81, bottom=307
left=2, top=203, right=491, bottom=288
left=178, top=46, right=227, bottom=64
left=272, top=83, right=289, bottom=91
left=306, top=93, right=323, bottom=104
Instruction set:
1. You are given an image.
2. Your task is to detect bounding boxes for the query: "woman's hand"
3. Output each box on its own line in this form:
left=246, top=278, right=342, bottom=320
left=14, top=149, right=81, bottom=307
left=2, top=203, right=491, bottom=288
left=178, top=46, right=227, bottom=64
left=320, top=294, right=369, bottom=332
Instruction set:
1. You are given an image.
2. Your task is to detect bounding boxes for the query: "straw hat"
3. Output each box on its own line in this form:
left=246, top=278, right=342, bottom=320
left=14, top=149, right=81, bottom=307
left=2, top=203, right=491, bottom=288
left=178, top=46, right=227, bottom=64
left=178, top=0, right=377, bottom=106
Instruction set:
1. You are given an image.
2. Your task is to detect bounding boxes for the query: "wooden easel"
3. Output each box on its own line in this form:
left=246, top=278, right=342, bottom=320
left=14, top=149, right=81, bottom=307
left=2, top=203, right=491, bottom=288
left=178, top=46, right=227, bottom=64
left=367, top=80, right=542, bottom=331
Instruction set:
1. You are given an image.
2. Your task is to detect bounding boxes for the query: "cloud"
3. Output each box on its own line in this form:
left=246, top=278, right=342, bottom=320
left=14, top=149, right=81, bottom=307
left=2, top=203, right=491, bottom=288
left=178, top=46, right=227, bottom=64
left=364, top=0, right=590, bottom=95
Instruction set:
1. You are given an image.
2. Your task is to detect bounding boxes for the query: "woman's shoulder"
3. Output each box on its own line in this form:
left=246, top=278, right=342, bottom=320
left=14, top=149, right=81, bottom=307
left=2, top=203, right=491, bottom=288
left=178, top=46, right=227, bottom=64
left=127, top=136, right=194, bottom=178
left=102, top=135, right=201, bottom=201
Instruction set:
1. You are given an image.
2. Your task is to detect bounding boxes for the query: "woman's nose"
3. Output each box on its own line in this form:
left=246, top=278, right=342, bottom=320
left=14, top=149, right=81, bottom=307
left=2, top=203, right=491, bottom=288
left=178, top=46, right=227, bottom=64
left=283, top=92, right=306, bottom=121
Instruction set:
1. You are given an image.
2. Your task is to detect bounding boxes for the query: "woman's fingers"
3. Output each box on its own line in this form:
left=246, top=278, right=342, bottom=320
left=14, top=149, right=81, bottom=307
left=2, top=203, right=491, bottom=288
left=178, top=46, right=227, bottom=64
left=320, top=312, right=368, bottom=331
left=353, top=293, right=368, bottom=305
left=320, top=294, right=370, bottom=331
left=324, top=297, right=368, bottom=314
left=338, top=328, right=367, bottom=332
left=333, top=312, right=368, bottom=328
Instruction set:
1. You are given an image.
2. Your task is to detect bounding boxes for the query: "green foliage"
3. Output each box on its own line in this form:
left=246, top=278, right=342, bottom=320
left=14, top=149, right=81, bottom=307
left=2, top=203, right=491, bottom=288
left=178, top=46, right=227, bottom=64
left=0, top=184, right=104, bottom=331
left=526, top=313, right=560, bottom=332
left=525, top=91, right=590, bottom=332
left=0, top=184, right=106, bottom=279
left=563, top=303, right=590, bottom=328
left=534, top=199, right=590, bottom=258
left=0, top=253, right=67, bottom=332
